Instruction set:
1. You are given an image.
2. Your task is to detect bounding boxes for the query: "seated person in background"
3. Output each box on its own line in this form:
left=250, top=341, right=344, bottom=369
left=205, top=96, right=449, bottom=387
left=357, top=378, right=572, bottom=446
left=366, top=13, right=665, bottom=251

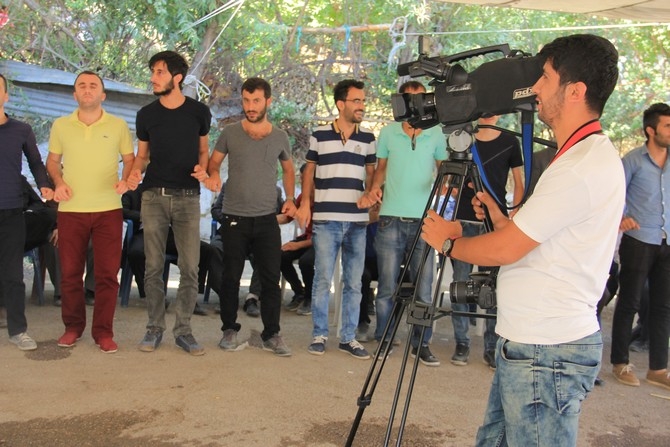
left=123, top=187, right=211, bottom=315
left=278, top=163, right=314, bottom=316
left=0, top=176, right=57, bottom=318
left=22, top=175, right=56, bottom=252
left=22, top=175, right=62, bottom=306
left=210, top=182, right=284, bottom=317
left=357, top=205, right=379, bottom=342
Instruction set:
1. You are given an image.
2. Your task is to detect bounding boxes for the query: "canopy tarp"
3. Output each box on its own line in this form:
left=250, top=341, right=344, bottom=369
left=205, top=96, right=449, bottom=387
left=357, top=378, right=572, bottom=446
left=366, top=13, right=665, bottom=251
left=437, top=0, right=670, bottom=22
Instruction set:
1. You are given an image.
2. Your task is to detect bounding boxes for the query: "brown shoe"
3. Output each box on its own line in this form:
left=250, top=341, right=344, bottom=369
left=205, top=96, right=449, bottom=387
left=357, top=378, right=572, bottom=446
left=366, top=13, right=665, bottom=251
left=612, top=363, right=640, bottom=387
left=646, top=369, right=670, bottom=391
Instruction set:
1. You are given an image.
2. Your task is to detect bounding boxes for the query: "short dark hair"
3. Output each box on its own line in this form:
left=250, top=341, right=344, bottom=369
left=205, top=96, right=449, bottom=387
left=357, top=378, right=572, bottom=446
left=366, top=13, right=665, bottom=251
left=642, top=103, right=670, bottom=141
left=74, top=70, right=105, bottom=91
left=0, top=73, right=7, bottom=93
left=242, top=77, right=271, bottom=98
left=398, top=80, right=425, bottom=94
left=537, top=34, right=618, bottom=116
left=333, top=79, right=365, bottom=103
left=149, top=51, right=189, bottom=89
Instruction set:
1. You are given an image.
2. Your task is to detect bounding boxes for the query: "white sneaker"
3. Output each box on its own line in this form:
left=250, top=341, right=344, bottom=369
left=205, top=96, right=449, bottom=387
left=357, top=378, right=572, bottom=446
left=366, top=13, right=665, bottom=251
left=9, top=332, right=37, bottom=351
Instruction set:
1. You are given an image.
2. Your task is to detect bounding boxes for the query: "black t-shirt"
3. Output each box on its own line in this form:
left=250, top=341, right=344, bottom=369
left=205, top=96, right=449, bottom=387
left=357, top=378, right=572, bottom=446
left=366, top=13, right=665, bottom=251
left=136, top=97, right=211, bottom=189
left=455, top=132, right=522, bottom=221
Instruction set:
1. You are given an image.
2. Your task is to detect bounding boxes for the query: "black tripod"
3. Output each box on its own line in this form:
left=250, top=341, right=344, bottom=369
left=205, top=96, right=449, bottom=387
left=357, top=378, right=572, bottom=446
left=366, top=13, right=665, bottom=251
left=345, top=147, right=495, bottom=447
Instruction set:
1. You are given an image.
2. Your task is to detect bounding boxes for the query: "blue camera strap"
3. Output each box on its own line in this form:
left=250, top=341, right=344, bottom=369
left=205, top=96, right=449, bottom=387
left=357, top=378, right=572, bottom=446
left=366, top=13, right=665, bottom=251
left=470, top=120, right=534, bottom=212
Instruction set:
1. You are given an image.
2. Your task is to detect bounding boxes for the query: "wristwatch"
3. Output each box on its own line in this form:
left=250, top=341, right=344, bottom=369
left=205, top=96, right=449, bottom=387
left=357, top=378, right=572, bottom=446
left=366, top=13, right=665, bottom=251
left=441, top=238, right=455, bottom=257
left=285, top=196, right=295, bottom=202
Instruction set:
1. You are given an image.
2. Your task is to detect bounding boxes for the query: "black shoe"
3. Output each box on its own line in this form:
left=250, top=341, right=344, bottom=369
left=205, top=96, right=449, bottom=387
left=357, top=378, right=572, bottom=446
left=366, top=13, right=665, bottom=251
left=85, top=289, right=95, bottom=306
left=375, top=340, right=393, bottom=360
left=411, top=345, right=440, bottom=367
left=450, top=343, right=470, bottom=366
left=285, top=295, right=303, bottom=311
left=243, top=298, right=260, bottom=317
left=483, top=350, right=496, bottom=370
left=193, top=303, right=208, bottom=316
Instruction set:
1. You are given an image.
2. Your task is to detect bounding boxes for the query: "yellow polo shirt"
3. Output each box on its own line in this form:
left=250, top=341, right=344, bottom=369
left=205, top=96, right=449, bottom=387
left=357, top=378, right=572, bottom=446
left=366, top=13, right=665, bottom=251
left=48, top=109, right=134, bottom=212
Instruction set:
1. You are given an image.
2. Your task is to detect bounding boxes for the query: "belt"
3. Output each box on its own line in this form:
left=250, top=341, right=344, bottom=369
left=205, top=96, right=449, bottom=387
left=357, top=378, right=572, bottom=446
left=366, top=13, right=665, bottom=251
left=148, top=187, right=200, bottom=197
left=398, top=217, right=420, bottom=223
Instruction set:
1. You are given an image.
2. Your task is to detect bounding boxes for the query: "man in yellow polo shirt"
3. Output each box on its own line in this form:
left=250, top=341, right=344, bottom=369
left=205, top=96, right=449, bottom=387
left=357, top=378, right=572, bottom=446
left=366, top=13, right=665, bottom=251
left=46, top=71, right=135, bottom=353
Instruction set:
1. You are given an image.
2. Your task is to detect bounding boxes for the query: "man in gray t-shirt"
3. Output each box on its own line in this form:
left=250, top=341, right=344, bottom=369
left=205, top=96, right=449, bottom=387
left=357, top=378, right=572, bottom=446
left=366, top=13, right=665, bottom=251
left=206, top=77, right=296, bottom=356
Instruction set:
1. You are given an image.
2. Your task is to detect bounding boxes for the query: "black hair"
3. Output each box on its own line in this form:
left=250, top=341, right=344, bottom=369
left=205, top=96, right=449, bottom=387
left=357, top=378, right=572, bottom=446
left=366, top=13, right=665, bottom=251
left=242, top=77, right=271, bottom=98
left=642, top=103, right=670, bottom=142
left=74, top=70, right=105, bottom=91
left=333, top=79, right=365, bottom=103
left=537, top=34, right=618, bottom=116
left=149, top=51, right=189, bottom=89
left=398, top=80, right=425, bottom=94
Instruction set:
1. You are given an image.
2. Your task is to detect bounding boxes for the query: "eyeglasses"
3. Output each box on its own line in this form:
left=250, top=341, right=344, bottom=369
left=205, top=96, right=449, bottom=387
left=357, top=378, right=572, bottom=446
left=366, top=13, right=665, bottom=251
left=344, top=98, right=366, bottom=105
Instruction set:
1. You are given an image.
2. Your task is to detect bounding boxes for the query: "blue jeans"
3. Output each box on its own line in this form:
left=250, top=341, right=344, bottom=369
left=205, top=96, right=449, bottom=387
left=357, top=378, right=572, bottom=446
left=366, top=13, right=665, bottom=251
left=475, top=332, right=602, bottom=447
left=374, top=216, right=435, bottom=347
left=451, top=221, right=497, bottom=351
left=141, top=190, right=201, bottom=337
left=311, top=221, right=366, bottom=343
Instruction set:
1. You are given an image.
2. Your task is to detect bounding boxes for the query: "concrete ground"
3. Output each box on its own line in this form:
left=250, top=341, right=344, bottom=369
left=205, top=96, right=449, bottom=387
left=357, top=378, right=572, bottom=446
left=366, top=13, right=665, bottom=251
left=0, top=265, right=669, bottom=446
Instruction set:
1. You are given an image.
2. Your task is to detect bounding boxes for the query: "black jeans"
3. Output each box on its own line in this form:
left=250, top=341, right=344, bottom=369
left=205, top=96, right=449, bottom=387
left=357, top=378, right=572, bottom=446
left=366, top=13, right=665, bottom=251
left=611, top=234, right=670, bottom=370
left=219, top=214, right=282, bottom=340
left=280, top=245, right=314, bottom=302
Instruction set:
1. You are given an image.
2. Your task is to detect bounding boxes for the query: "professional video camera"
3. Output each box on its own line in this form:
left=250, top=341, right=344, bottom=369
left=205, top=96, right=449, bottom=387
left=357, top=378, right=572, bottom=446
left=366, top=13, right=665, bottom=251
left=391, top=44, right=542, bottom=129
left=347, top=43, right=547, bottom=447
left=450, top=270, right=497, bottom=309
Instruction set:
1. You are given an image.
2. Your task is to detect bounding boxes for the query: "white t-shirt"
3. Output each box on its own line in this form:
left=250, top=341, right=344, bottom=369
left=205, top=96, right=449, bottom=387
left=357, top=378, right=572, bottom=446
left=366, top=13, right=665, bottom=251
left=495, top=134, right=625, bottom=344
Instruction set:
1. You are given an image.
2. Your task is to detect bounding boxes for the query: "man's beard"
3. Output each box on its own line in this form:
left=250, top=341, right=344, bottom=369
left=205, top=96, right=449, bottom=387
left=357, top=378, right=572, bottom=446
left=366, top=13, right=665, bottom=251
left=153, top=78, right=175, bottom=97
left=245, top=107, right=267, bottom=123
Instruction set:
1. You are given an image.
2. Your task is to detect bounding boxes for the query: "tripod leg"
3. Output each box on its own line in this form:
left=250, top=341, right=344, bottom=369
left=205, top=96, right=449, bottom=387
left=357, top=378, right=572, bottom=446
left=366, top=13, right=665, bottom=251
left=347, top=159, right=479, bottom=446
left=345, top=294, right=410, bottom=447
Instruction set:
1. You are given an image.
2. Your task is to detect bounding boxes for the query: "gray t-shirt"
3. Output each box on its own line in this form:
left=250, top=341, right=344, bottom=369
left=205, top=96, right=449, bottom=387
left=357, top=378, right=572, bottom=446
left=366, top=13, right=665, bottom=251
left=214, top=121, right=290, bottom=216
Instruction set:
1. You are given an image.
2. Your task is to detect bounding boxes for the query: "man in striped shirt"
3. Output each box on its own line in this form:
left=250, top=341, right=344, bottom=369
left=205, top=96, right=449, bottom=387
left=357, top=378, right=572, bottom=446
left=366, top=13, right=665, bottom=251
left=295, top=79, right=376, bottom=359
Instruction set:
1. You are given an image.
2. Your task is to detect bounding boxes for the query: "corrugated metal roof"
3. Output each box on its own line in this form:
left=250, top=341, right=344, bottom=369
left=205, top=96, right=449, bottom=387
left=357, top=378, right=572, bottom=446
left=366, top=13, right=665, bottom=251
left=0, top=60, right=148, bottom=94
left=0, top=60, right=154, bottom=131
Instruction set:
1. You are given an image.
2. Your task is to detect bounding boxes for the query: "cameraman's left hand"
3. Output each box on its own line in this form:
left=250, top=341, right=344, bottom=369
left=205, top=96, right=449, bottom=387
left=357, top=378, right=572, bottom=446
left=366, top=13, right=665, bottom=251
left=421, top=210, right=462, bottom=252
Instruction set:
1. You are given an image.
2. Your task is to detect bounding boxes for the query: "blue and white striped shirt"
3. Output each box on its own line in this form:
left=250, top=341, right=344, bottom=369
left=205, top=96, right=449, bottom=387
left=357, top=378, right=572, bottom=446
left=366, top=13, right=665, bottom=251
left=306, top=122, right=376, bottom=222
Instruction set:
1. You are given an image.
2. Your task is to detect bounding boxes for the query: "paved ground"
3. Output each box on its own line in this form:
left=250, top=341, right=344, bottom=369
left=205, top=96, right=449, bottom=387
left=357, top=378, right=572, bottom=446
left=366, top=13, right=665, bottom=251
left=0, top=267, right=669, bottom=446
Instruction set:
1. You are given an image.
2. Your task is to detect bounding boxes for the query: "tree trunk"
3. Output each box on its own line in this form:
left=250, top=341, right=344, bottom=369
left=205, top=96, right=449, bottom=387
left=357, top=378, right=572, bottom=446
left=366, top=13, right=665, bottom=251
left=183, top=20, right=219, bottom=100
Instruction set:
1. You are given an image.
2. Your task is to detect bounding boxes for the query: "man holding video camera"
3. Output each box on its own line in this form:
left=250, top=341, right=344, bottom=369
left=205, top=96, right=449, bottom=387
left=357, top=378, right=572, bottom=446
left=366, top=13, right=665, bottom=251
left=422, top=34, right=624, bottom=446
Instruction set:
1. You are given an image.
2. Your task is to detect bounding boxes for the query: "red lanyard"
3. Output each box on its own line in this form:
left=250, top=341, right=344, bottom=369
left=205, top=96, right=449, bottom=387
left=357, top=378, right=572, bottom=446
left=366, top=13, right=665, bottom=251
left=550, top=120, right=602, bottom=165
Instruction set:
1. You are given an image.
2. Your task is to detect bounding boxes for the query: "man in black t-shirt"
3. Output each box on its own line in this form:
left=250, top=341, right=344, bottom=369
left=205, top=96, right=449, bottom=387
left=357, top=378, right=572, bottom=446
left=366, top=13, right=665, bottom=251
left=450, top=114, right=524, bottom=370
left=128, top=51, right=212, bottom=356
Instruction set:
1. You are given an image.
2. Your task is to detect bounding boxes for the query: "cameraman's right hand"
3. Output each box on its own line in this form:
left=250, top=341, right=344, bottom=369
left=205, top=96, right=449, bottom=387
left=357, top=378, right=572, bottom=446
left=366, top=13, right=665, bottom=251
left=473, top=191, right=509, bottom=230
